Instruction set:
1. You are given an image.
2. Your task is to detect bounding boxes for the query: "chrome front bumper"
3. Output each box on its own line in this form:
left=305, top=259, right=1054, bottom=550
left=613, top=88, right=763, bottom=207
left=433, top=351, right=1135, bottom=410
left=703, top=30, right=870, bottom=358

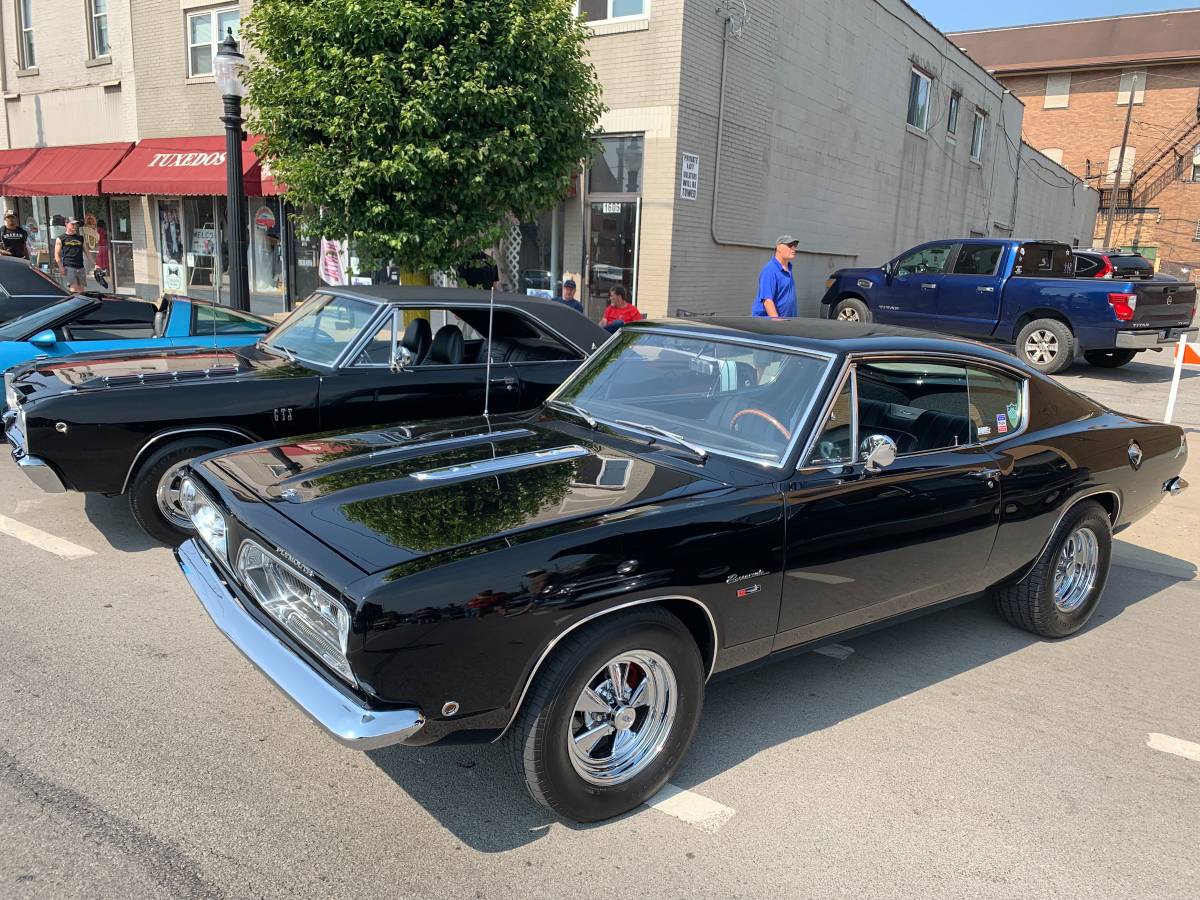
left=6, top=416, right=66, bottom=493
left=1115, top=326, right=1199, bottom=349
left=176, top=539, right=425, bottom=750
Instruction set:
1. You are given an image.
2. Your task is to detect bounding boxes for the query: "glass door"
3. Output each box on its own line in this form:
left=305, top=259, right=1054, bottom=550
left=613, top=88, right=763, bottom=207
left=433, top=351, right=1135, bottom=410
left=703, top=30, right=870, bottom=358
left=586, top=199, right=640, bottom=315
left=108, top=198, right=135, bottom=294
left=184, top=195, right=222, bottom=303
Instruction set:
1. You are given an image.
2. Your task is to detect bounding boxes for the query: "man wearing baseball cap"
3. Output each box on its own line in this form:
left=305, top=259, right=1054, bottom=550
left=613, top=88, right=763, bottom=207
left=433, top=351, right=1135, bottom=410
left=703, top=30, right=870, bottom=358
left=554, top=277, right=584, bottom=314
left=752, top=234, right=799, bottom=318
left=56, top=218, right=92, bottom=293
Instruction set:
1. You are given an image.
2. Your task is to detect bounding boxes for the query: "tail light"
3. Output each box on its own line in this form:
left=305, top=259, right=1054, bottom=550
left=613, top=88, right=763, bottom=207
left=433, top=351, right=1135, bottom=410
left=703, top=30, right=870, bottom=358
left=1107, top=292, right=1137, bottom=321
left=1094, top=256, right=1114, bottom=278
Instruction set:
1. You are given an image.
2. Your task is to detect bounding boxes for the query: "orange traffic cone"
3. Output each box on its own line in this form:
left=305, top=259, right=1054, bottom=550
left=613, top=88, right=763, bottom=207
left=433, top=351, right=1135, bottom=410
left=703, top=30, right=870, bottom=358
left=1175, top=339, right=1200, bottom=365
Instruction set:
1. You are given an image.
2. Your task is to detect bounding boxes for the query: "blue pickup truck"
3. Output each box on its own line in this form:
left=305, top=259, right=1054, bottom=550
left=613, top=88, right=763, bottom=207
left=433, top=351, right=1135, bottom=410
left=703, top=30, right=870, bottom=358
left=820, top=239, right=1197, bottom=373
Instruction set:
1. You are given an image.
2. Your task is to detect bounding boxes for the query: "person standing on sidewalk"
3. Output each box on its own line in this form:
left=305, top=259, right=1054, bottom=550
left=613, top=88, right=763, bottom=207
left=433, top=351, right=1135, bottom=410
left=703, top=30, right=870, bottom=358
left=56, top=218, right=92, bottom=293
left=752, top=235, right=799, bottom=318
left=1, top=211, right=30, bottom=259
left=554, top=277, right=584, bottom=313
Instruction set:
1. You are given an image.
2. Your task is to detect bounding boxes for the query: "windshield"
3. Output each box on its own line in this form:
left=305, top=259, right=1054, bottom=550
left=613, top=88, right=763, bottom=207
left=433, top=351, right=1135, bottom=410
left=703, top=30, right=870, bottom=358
left=0, top=297, right=93, bottom=341
left=264, top=293, right=379, bottom=366
left=552, top=329, right=832, bottom=466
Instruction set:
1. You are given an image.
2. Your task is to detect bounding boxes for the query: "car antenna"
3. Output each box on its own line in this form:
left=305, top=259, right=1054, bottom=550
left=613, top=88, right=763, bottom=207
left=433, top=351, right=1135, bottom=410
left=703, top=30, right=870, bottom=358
left=482, top=283, right=496, bottom=423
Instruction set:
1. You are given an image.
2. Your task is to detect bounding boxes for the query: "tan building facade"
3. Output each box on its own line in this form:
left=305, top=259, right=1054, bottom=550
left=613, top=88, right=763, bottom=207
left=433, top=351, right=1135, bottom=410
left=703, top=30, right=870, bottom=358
left=952, top=9, right=1200, bottom=283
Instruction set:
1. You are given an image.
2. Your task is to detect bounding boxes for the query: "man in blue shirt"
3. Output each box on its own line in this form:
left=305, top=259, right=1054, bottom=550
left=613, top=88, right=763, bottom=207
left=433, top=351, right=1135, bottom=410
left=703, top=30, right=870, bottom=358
left=553, top=278, right=584, bottom=313
left=752, top=234, right=799, bottom=317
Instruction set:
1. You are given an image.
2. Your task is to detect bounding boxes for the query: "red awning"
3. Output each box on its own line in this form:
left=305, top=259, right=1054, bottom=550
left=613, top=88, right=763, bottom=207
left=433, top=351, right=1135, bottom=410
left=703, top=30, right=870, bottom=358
left=0, top=148, right=37, bottom=189
left=3, top=142, right=135, bottom=196
left=100, top=136, right=280, bottom=197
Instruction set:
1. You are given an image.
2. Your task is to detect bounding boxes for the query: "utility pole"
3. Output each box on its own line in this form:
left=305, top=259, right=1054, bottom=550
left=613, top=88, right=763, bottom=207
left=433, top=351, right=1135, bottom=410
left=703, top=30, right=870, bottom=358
left=1102, top=72, right=1140, bottom=248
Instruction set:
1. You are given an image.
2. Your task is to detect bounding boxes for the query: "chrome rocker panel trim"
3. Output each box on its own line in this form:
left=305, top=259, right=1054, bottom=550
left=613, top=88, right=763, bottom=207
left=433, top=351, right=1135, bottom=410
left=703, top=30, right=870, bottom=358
left=176, top=539, right=425, bottom=750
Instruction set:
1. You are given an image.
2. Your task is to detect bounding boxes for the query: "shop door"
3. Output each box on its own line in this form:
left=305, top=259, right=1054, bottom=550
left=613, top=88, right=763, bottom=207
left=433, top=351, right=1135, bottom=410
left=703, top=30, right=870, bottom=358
left=103, top=199, right=134, bottom=294
left=585, top=199, right=640, bottom=318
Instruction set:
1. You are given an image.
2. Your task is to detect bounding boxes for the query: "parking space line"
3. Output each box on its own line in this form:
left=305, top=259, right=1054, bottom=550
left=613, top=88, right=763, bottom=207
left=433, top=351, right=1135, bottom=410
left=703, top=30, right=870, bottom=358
left=814, top=644, right=854, bottom=660
left=1147, top=733, right=1200, bottom=763
left=645, top=783, right=735, bottom=833
left=0, top=514, right=95, bottom=560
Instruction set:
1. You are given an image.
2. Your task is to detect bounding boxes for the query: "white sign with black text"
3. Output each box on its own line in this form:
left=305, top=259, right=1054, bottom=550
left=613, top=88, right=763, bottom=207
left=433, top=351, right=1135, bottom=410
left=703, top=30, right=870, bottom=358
left=680, top=153, right=699, bottom=200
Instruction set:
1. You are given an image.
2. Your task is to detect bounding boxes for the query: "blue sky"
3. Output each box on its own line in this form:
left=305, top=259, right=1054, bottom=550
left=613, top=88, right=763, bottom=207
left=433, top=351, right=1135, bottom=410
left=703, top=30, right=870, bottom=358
left=911, top=1, right=1192, bottom=32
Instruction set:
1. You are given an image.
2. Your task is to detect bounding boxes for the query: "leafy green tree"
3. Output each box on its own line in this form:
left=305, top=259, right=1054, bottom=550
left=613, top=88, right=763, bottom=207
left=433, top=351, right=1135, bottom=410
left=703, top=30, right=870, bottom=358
left=243, top=0, right=604, bottom=270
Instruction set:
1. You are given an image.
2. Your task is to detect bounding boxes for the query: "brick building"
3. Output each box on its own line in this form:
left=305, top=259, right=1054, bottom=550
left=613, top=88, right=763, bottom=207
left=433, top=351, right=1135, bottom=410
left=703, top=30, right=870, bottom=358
left=0, top=1, right=1097, bottom=316
left=951, top=9, right=1200, bottom=284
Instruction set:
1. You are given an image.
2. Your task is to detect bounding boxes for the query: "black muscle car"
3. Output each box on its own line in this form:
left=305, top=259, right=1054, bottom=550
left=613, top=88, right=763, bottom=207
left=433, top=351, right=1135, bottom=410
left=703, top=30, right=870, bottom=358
left=4, top=287, right=605, bottom=544
left=0, top=255, right=70, bottom=325
left=172, top=318, right=1188, bottom=822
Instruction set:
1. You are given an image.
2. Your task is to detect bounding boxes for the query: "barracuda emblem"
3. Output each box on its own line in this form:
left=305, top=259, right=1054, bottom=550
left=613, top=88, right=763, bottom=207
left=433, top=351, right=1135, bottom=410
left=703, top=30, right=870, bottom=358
left=275, top=546, right=315, bottom=578
left=726, top=569, right=767, bottom=584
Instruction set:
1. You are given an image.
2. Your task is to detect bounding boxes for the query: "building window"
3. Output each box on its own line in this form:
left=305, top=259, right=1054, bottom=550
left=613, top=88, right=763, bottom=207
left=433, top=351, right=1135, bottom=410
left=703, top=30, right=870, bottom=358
left=1192, top=144, right=1200, bottom=182
left=1193, top=220, right=1200, bottom=241
left=1042, top=148, right=1064, bottom=165
left=970, top=110, right=986, bottom=161
left=1106, top=146, right=1136, bottom=184
left=89, top=0, right=110, bottom=58
left=907, top=68, right=932, bottom=131
left=1117, top=71, right=1145, bottom=106
left=17, top=0, right=35, bottom=68
left=187, top=6, right=240, bottom=78
left=1044, top=73, right=1071, bottom=109
left=947, top=92, right=960, bottom=135
left=574, top=0, right=647, bottom=23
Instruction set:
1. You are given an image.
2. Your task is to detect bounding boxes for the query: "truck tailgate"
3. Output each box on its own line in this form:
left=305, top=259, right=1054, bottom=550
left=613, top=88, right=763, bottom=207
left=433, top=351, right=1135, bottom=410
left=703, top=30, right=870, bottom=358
left=1132, top=281, right=1196, bottom=329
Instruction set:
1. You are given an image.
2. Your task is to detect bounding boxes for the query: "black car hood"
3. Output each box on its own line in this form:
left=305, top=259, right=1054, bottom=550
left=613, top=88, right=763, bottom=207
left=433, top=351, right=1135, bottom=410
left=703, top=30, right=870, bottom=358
left=9, top=343, right=315, bottom=398
left=207, top=417, right=728, bottom=573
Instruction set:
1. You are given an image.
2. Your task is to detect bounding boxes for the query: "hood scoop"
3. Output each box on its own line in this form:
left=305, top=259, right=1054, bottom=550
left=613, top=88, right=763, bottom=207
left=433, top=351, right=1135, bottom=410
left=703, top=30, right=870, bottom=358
left=411, top=445, right=590, bottom=482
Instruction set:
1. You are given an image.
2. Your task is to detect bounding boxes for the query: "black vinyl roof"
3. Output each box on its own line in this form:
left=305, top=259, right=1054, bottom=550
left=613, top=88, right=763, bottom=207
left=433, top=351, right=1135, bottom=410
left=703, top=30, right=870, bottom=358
left=0, top=256, right=70, bottom=298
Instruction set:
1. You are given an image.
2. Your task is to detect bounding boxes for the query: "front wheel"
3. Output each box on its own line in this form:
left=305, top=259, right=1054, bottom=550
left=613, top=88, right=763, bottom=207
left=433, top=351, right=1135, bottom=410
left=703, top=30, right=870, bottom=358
left=128, top=437, right=236, bottom=545
left=1084, top=349, right=1138, bottom=369
left=1015, top=318, right=1076, bottom=375
left=506, top=607, right=705, bottom=823
left=832, top=297, right=872, bottom=323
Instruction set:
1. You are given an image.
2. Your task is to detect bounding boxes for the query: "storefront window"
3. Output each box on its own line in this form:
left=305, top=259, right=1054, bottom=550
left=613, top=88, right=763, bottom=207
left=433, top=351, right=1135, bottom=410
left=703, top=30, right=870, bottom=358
left=249, top=197, right=284, bottom=297
left=13, top=197, right=46, bottom=267
left=157, top=198, right=186, bottom=293
left=183, top=195, right=222, bottom=302
left=588, top=135, right=644, bottom=194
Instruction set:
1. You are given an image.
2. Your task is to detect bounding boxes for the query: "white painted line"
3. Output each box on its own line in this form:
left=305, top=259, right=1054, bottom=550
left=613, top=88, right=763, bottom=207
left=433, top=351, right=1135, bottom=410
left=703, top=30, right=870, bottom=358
left=814, top=644, right=854, bottom=660
left=645, top=783, right=735, bottom=833
left=1147, top=733, right=1200, bottom=763
left=0, top=514, right=95, bottom=560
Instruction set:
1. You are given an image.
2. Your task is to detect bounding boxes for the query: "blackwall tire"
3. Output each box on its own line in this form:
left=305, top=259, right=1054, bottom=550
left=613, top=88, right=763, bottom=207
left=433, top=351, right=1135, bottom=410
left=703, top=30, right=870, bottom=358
left=505, top=607, right=705, bottom=823
left=833, top=297, right=872, bottom=323
left=128, top=438, right=234, bottom=546
left=1084, top=349, right=1138, bottom=369
left=993, top=500, right=1112, bottom=638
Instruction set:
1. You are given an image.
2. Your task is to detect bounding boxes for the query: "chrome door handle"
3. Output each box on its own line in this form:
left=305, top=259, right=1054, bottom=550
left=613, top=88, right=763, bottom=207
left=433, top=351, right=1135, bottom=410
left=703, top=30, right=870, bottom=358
left=976, top=286, right=995, bottom=293
left=969, top=467, right=1002, bottom=479
left=921, top=283, right=937, bottom=290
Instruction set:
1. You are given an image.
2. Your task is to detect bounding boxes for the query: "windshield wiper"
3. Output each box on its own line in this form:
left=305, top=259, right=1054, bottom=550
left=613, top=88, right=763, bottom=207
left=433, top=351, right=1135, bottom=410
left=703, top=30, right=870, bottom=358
left=614, top=419, right=708, bottom=460
left=548, top=399, right=598, bottom=429
left=259, top=340, right=296, bottom=362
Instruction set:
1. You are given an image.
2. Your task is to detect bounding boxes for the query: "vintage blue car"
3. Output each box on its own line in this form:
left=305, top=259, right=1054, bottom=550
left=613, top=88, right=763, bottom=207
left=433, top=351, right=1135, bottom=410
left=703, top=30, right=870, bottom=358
left=0, top=293, right=274, bottom=377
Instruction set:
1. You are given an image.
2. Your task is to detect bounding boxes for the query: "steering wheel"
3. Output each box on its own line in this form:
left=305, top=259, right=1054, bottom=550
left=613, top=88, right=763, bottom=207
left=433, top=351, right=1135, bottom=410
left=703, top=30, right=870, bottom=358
left=730, top=409, right=791, bottom=440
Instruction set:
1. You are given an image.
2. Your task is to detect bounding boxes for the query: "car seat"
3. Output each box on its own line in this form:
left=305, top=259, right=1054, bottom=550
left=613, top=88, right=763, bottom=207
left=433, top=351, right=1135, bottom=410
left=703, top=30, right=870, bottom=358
left=402, top=317, right=432, bottom=365
left=427, top=324, right=464, bottom=365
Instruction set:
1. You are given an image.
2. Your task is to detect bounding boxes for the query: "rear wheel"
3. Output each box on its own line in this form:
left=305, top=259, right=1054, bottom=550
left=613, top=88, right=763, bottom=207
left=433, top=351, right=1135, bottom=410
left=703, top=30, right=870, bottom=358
left=832, top=297, right=872, bottom=323
left=128, top=437, right=236, bottom=546
left=993, top=500, right=1112, bottom=638
left=505, top=607, right=704, bottom=823
left=1084, top=349, right=1138, bottom=369
left=1016, top=318, right=1075, bottom=374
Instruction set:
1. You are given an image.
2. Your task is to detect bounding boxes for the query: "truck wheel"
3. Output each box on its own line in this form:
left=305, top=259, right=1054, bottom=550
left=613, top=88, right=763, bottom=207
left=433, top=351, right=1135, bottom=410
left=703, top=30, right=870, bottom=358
left=505, top=607, right=705, bottom=823
left=833, top=297, right=872, bottom=323
left=1016, top=318, right=1075, bottom=374
left=993, top=500, right=1112, bottom=638
left=1083, top=349, right=1138, bottom=369
left=128, top=437, right=235, bottom=546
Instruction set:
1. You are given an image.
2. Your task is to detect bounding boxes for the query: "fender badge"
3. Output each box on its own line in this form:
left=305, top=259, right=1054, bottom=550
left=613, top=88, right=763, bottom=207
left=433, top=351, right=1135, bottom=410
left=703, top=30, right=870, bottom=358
left=726, top=569, right=767, bottom=584
left=736, top=585, right=761, bottom=598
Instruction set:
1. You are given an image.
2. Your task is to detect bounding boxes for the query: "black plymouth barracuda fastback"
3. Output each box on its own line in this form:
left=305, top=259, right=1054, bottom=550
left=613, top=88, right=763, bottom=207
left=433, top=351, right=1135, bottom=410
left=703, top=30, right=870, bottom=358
left=173, top=318, right=1188, bottom=822
left=4, top=287, right=605, bottom=544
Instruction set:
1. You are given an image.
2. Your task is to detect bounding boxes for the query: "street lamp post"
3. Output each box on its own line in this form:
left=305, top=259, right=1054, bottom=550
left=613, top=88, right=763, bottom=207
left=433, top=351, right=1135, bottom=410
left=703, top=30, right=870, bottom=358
left=214, top=29, right=250, bottom=312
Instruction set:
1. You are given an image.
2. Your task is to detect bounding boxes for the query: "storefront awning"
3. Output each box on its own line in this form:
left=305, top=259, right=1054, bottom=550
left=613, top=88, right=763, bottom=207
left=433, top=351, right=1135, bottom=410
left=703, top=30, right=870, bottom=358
left=0, top=148, right=38, bottom=190
left=3, top=142, right=135, bottom=196
left=100, top=136, right=281, bottom=197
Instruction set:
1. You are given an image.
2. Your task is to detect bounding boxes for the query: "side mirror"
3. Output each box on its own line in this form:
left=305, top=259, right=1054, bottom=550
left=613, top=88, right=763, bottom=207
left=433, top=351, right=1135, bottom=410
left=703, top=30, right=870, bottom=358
left=860, top=434, right=898, bottom=473
left=29, top=329, right=56, bottom=348
left=883, top=262, right=896, bottom=284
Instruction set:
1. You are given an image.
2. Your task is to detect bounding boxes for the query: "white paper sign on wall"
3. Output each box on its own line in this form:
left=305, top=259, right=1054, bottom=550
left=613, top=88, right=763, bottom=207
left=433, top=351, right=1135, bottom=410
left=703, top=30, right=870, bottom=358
left=680, top=153, right=700, bottom=200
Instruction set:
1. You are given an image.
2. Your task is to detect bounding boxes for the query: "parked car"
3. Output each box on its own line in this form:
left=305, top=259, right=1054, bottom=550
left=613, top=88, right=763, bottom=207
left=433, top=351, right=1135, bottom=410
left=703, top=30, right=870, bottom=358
left=821, top=239, right=1196, bottom=373
left=172, top=317, right=1187, bottom=823
left=4, top=287, right=606, bottom=544
left=1073, top=248, right=1172, bottom=281
left=0, top=255, right=71, bottom=325
left=0, top=293, right=273, bottom=382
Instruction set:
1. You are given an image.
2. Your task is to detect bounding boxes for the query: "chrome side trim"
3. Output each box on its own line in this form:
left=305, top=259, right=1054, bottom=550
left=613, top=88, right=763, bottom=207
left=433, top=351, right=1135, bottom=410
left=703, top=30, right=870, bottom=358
left=493, top=594, right=720, bottom=742
left=410, top=444, right=589, bottom=482
left=121, top=426, right=256, bottom=494
left=176, top=540, right=424, bottom=750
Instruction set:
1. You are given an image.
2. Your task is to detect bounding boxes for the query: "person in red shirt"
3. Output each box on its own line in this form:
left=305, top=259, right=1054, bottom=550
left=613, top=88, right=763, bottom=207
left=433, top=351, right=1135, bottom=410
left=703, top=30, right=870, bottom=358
left=600, top=284, right=643, bottom=332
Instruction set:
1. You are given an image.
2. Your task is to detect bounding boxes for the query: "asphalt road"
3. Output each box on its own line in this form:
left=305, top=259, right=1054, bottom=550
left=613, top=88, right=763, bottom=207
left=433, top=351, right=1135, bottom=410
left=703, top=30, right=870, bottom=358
left=1, top=351, right=1198, bottom=899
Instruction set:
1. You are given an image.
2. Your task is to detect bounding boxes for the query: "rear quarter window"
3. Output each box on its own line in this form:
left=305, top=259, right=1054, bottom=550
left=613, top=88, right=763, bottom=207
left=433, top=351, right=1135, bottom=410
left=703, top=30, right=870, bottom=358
left=1014, top=243, right=1073, bottom=277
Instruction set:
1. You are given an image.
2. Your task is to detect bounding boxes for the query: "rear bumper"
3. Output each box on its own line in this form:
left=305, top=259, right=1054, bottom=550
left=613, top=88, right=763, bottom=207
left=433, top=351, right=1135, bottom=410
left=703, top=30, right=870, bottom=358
left=1115, top=326, right=1198, bottom=349
left=175, top=539, right=425, bottom=750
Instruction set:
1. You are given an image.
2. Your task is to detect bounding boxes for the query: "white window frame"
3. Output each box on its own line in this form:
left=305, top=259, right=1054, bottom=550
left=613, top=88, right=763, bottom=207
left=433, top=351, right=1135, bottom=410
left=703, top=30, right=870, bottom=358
left=1192, top=143, right=1200, bottom=182
left=907, top=67, right=932, bottom=132
left=572, top=0, right=649, bottom=24
left=16, top=0, right=35, bottom=69
left=88, top=0, right=110, bottom=59
left=947, top=92, right=960, bottom=136
left=970, top=110, right=986, bottom=161
left=1042, top=148, right=1064, bottom=165
left=1044, top=73, right=1071, bottom=109
left=1117, top=71, right=1145, bottom=106
left=186, top=5, right=240, bottom=79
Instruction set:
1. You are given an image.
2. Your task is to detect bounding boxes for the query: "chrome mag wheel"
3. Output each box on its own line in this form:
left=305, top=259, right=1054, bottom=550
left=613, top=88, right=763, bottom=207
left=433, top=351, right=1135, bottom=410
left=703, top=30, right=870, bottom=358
left=836, top=307, right=861, bottom=322
left=567, top=650, right=678, bottom=786
left=1025, top=330, right=1060, bottom=366
left=1054, top=525, right=1100, bottom=613
left=155, top=459, right=196, bottom=530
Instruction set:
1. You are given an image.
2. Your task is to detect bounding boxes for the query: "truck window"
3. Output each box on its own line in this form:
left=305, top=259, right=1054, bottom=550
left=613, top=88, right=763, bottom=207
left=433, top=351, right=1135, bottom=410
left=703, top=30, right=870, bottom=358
left=951, top=244, right=1004, bottom=276
left=1014, top=243, right=1073, bottom=277
left=895, top=243, right=954, bottom=276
